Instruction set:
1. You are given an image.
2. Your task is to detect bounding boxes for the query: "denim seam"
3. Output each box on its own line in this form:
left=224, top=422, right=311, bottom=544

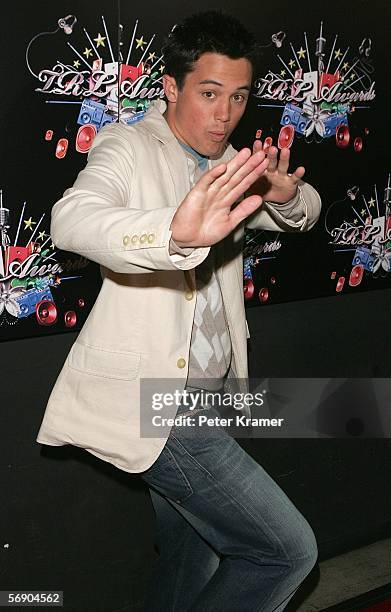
left=169, top=433, right=290, bottom=560
left=156, top=444, right=194, bottom=502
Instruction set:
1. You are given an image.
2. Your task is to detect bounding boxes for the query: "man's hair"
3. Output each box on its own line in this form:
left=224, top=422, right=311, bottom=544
left=161, top=11, right=259, bottom=90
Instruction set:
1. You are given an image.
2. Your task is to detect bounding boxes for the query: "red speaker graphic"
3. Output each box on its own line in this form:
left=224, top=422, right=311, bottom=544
left=278, top=125, right=294, bottom=149
left=55, top=138, right=69, bottom=159
left=354, top=137, right=363, bottom=153
left=349, top=265, right=364, bottom=287
left=64, top=310, right=77, bottom=328
left=259, top=287, right=269, bottom=303
left=336, top=124, right=350, bottom=148
left=336, top=276, right=345, bottom=292
left=36, top=300, right=57, bottom=325
left=76, top=124, right=97, bottom=153
left=243, top=278, right=255, bottom=300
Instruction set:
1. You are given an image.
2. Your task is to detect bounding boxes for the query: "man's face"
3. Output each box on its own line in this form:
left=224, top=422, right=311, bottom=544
left=163, top=52, right=252, bottom=158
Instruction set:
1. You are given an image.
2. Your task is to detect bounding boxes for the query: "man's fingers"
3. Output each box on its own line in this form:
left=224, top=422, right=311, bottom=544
left=198, top=163, right=228, bottom=188
left=228, top=194, right=263, bottom=229
left=227, top=158, right=269, bottom=204
left=293, top=166, right=306, bottom=180
left=215, top=149, right=267, bottom=193
left=221, top=148, right=253, bottom=183
left=265, top=146, right=279, bottom=172
left=252, top=139, right=263, bottom=154
left=276, top=147, right=290, bottom=175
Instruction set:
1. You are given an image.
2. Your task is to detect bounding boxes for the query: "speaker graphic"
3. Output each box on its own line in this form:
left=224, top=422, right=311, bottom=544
left=259, top=287, right=269, bottom=303
left=336, top=124, right=350, bottom=148
left=349, top=264, right=364, bottom=287
left=55, top=138, right=68, bottom=159
left=336, top=276, right=345, bottom=292
left=36, top=300, right=57, bottom=325
left=64, top=310, right=77, bottom=327
left=76, top=124, right=97, bottom=153
left=354, top=137, right=363, bottom=153
left=278, top=125, right=294, bottom=149
left=244, top=278, right=255, bottom=300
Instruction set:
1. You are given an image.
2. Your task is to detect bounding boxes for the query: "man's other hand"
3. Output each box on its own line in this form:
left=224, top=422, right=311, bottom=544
left=248, top=139, right=306, bottom=205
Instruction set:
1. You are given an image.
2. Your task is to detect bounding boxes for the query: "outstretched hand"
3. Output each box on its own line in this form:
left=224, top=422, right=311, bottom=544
left=248, top=139, right=305, bottom=204
left=170, top=147, right=269, bottom=248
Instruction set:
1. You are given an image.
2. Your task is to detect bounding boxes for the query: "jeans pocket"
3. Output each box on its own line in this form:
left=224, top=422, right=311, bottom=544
left=140, top=441, right=194, bottom=504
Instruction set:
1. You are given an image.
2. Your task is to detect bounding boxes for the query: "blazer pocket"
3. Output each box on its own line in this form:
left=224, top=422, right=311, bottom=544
left=68, top=342, right=141, bottom=381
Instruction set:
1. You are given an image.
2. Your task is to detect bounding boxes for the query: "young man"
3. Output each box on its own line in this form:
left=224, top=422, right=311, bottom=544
left=36, top=11, right=321, bottom=611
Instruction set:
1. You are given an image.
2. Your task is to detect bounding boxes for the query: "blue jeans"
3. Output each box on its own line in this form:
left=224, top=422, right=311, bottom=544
left=140, top=398, right=318, bottom=611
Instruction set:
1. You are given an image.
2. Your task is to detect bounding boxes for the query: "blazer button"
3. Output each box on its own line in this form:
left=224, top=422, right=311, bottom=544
left=185, top=291, right=194, bottom=300
left=131, top=234, right=139, bottom=244
left=123, top=235, right=130, bottom=246
left=176, top=358, right=186, bottom=369
left=148, top=233, right=155, bottom=243
left=140, top=233, right=147, bottom=243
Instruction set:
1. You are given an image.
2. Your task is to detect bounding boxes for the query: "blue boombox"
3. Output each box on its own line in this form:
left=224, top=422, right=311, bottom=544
left=280, top=103, right=307, bottom=135
left=15, top=287, right=53, bottom=319
left=77, top=100, right=115, bottom=131
left=352, top=247, right=375, bottom=272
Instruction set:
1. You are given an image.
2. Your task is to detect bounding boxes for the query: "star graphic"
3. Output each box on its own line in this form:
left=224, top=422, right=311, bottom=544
left=83, top=47, right=92, bottom=58
left=136, top=36, right=146, bottom=50
left=280, top=69, right=286, bottom=77
left=288, top=59, right=296, bottom=69
left=73, top=60, right=81, bottom=69
left=94, top=33, right=106, bottom=47
left=38, top=231, right=46, bottom=241
left=351, top=72, right=356, bottom=79
left=24, top=217, right=36, bottom=231
left=343, top=62, right=349, bottom=70
left=361, top=209, right=366, bottom=216
left=297, top=47, right=306, bottom=59
left=159, top=64, right=165, bottom=73
left=368, top=198, right=375, bottom=207
left=335, top=49, right=343, bottom=60
left=353, top=218, right=358, bottom=224
left=148, top=52, right=156, bottom=62
left=50, top=242, right=55, bottom=250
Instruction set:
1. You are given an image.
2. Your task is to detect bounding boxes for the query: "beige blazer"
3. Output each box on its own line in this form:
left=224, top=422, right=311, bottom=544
left=36, top=100, right=321, bottom=473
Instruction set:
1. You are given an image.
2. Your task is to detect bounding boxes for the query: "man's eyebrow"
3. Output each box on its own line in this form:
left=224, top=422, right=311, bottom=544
left=198, top=79, right=251, bottom=90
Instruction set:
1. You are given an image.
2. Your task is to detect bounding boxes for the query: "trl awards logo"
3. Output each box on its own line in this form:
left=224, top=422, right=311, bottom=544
left=253, top=23, right=375, bottom=151
left=26, top=15, right=166, bottom=158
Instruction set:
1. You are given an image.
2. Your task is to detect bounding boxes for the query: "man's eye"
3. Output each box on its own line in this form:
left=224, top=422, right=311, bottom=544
left=233, top=94, right=245, bottom=103
left=202, top=91, right=215, bottom=98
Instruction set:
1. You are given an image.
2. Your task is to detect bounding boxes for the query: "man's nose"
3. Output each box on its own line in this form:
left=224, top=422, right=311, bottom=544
left=215, top=99, right=230, bottom=123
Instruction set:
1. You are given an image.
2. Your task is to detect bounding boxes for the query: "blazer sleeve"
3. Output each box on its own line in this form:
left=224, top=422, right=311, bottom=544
left=245, top=180, right=322, bottom=232
left=50, top=126, right=210, bottom=274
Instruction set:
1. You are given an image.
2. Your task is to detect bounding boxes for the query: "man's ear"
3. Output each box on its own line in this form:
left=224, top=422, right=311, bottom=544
left=163, top=74, right=179, bottom=103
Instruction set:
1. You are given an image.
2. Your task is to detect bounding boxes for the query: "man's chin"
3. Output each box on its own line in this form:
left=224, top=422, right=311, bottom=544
left=207, top=142, right=228, bottom=160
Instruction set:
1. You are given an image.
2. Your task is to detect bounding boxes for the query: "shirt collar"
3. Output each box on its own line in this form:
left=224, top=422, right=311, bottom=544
left=177, top=141, right=209, bottom=171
